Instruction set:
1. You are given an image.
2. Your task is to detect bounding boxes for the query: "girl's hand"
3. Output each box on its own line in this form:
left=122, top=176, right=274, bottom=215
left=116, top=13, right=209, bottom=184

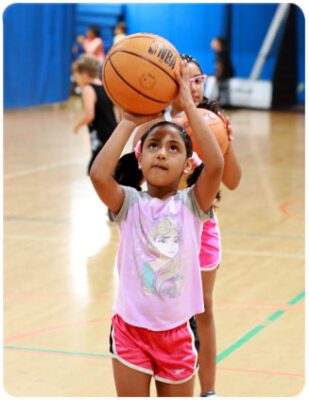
left=76, top=35, right=85, bottom=44
left=122, top=111, right=162, bottom=126
left=217, top=111, right=234, bottom=141
left=174, top=60, right=195, bottom=111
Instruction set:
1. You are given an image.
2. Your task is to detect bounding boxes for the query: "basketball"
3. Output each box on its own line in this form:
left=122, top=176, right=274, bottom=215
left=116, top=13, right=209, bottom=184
left=102, top=33, right=181, bottom=115
left=174, top=108, right=229, bottom=155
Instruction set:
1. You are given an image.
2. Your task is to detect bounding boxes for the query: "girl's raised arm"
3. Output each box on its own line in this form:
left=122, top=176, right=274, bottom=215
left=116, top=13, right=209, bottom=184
left=90, top=113, right=157, bottom=213
left=175, top=62, right=224, bottom=211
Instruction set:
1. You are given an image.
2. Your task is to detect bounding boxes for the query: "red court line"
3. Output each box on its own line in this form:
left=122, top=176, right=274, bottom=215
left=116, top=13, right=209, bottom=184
left=218, top=365, right=304, bottom=378
left=279, top=199, right=303, bottom=221
left=4, top=317, right=111, bottom=345
left=4, top=345, right=304, bottom=379
left=5, top=291, right=111, bottom=302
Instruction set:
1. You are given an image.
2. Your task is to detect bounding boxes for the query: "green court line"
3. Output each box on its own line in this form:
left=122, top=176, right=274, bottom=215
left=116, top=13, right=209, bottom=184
left=216, top=290, right=305, bottom=364
left=4, top=345, right=110, bottom=358
left=288, top=290, right=305, bottom=305
left=4, top=291, right=305, bottom=363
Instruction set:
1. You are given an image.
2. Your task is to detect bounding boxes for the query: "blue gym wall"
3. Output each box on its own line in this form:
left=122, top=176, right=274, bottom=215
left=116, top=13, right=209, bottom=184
left=124, top=3, right=227, bottom=77
left=3, top=4, right=75, bottom=109
left=3, top=3, right=305, bottom=109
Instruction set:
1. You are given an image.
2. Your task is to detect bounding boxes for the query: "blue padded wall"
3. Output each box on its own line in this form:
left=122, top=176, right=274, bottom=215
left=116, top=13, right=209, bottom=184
left=124, top=3, right=228, bottom=76
left=74, top=3, right=124, bottom=56
left=3, top=4, right=75, bottom=109
left=3, top=3, right=304, bottom=109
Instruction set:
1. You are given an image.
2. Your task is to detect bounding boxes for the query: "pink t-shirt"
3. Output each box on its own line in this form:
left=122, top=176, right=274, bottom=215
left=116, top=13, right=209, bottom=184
left=110, top=186, right=212, bottom=331
left=83, top=37, right=104, bottom=63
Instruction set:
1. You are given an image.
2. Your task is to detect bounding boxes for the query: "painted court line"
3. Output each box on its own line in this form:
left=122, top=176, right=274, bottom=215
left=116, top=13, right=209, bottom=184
left=4, top=158, right=86, bottom=180
left=221, top=230, right=304, bottom=241
left=4, top=344, right=303, bottom=379
left=216, top=290, right=305, bottom=364
left=218, top=365, right=304, bottom=378
left=4, top=317, right=110, bottom=345
left=4, top=345, right=109, bottom=359
left=223, top=249, right=304, bottom=260
left=4, top=291, right=305, bottom=369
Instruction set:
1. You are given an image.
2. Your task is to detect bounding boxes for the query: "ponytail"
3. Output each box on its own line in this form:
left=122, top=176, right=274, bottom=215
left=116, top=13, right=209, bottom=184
left=186, top=164, right=221, bottom=208
left=113, top=152, right=143, bottom=191
left=198, top=97, right=221, bottom=114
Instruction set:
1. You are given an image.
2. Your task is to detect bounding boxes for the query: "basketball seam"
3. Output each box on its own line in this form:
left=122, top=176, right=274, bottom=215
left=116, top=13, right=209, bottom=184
left=109, top=34, right=178, bottom=53
left=104, top=58, right=169, bottom=105
left=110, top=49, right=178, bottom=87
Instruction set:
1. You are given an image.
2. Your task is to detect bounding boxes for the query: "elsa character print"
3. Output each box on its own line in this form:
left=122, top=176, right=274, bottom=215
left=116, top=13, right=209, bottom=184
left=141, top=217, right=184, bottom=297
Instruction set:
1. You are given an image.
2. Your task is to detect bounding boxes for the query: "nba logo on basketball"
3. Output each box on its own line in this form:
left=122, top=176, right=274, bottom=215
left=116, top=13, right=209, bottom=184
left=147, top=41, right=177, bottom=70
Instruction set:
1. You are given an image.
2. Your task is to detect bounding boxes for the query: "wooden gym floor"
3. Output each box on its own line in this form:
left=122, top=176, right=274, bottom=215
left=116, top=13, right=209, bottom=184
left=3, top=98, right=305, bottom=397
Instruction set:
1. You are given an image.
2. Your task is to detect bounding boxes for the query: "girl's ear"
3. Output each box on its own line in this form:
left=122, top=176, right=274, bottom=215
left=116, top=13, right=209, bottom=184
left=138, top=154, right=142, bottom=170
left=183, top=158, right=193, bottom=174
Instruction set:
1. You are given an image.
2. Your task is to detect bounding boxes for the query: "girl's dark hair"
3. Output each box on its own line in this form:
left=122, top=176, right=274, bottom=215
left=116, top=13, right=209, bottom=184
left=89, top=25, right=101, bottom=37
left=186, top=164, right=221, bottom=208
left=113, top=152, right=143, bottom=191
left=216, top=36, right=229, bottom=51
left=113, top=121, right=193, bottom=190
left=180, top=53, right=221, bottom=113
left=141, top=121, right=193, bottom=157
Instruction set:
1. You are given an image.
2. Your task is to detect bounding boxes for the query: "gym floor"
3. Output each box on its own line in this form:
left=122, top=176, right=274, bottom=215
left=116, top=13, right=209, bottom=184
left=3, top=98, right=305, bottom=397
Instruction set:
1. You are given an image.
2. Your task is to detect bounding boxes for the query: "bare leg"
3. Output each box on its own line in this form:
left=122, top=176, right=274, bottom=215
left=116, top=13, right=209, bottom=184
left=112, top=358, right=152, bottom=397
left=195, top=269, right=217, bottom=394
left=155, top=375, right=195, bottom=397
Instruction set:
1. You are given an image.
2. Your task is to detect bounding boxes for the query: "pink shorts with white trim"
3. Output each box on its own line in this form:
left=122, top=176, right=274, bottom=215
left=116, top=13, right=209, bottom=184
left=109, top=314, right=198, bottom=384
left=199, top=216, right=221, bottom=271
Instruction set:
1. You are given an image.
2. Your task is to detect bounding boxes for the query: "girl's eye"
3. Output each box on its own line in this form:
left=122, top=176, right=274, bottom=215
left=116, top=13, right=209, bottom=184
left=148, top=143, right=158, bottom=150
left=169, top=145, right=179, bottom=153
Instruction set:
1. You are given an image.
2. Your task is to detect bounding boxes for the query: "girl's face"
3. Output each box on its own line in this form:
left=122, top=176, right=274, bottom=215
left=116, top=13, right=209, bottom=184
left=187, top=62, right=205, bottom=106
left=173, top=61, right=205, bottom=109
left=140, top=126, right=191, bottom=189
left=87, top=29, right=96, bottom=40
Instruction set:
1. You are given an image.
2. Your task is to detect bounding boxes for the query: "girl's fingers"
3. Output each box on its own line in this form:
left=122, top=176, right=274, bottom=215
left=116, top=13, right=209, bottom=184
left=217, top=111, right=233, bottom=137
left=217, top=111, right=226, bottom=123
left=174, top=68, right=182, bottom=84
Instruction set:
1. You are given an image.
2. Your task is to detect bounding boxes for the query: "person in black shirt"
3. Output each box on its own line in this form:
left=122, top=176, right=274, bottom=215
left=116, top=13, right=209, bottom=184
left=72, top=54, right=117, bottom=174
left=211, top=37, right=234, bottom=81
left=210, top=37, right=234, bottom=105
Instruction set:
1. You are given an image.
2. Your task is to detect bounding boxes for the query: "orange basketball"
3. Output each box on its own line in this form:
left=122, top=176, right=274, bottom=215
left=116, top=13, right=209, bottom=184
left=102, top=33, right=181, bottom=115
left=173, top=108, right=229, bottom=155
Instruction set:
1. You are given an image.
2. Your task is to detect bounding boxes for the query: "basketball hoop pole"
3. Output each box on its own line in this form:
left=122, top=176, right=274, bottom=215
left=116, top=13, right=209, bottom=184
left=227, top=3, right=292, bottom=109
left=249, top=3, right=290, bottom=80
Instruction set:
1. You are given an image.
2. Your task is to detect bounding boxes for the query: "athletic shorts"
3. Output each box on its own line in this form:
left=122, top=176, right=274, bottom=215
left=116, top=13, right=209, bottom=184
left=109, top=314, right=199, bottom=384
left=199, top=216, right=221, bottom=271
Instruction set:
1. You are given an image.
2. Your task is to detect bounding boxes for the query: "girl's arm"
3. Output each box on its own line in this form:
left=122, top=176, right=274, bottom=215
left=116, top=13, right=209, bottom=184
left=176, top=63, right=224, bottom=211
left=217, top=112, right=241, bottom=190
left=73, top=85, right=96, bottom=134
left=222, top=143, right=241, bottom=189
left=93, top=38, right=104, bottom=56
left=90, top=113, right=156, bottom=213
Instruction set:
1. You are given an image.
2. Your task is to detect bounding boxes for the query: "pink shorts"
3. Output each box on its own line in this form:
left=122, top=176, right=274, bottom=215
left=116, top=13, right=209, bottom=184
left=109, top=314, right=198, bottom=384
left=199, top=216, right=221, bottom=271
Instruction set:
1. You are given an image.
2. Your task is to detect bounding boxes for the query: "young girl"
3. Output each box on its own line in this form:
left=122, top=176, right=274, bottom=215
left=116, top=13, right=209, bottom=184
left=72, top=54, right=117, bottom=174
left=133, top=54, right=241, bottom=397
left=76, top=25, right=105, bottom=64
left=89, top=61, right=224, bottom=397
